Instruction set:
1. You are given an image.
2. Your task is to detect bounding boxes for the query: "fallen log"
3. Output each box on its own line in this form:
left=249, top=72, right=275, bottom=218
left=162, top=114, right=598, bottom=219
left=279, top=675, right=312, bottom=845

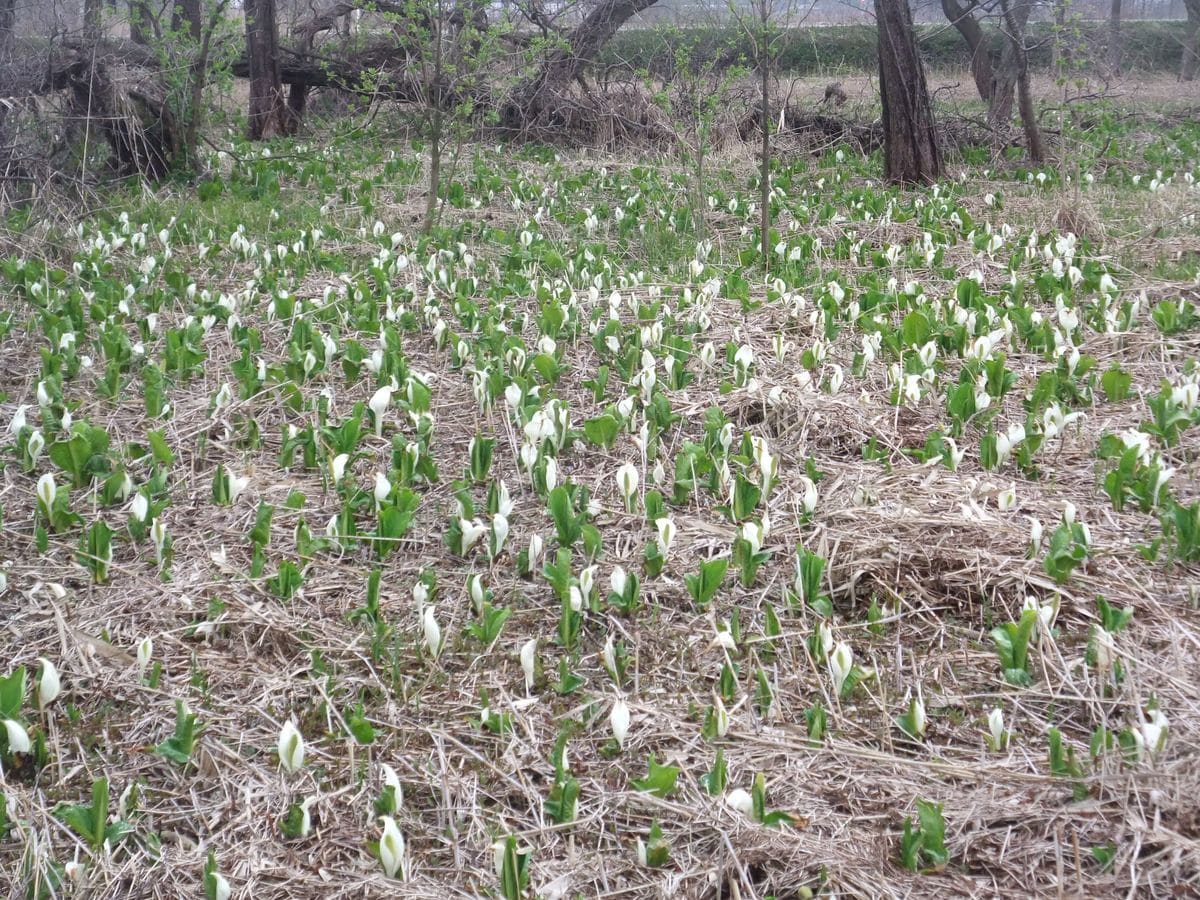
left=229, top=46, right=427, bottom=102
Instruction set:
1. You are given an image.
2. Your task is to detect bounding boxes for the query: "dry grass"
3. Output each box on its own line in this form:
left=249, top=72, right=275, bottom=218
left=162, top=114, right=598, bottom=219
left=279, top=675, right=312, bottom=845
left=1, top=84, right=1199, bottom=900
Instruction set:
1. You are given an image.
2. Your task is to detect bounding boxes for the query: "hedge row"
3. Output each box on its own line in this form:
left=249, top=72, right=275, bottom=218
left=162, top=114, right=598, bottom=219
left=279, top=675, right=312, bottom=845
left=600, top=20, right=1190, bottom=77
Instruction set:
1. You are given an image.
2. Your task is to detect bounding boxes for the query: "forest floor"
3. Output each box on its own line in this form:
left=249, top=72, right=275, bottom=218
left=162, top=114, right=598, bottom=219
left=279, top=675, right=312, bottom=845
left=0, top=75, right=1198, bottom=899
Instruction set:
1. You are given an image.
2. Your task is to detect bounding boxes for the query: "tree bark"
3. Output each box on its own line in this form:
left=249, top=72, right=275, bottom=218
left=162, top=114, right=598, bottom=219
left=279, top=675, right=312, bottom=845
left=999, top=0, right=1045, bottom=162
left=987, top=0, right=1031, bottom=129
left=1182, top=0, right=1200, bottom=81
left=0, top=0, right=14, bottom=153
left=503, top=0, right=660, bottom=130
left=940, top=0, right=992, bottom=102
left=875, top=0, right=942, bottom=185
left=172, top=0, right=202, bottom=41
left=1107, top=0, right=1122, bottom=74
left=0, top=0, right=13, bottom=63
left=244, top=0, right=295, bottom=139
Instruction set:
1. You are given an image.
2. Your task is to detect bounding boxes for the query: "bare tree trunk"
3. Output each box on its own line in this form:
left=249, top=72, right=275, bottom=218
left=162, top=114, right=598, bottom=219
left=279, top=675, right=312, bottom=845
left=0, top=0, right=13, bottom=64
left=987, top=0, right=1031, bottom=129
left=422, top=8, right=444, bottom=234
left=503, top=0, right=660, bottom=130
left=172, top=0, right=202, bottom=40
left=875, top=0, right=942, bottom=185
left=244, top=0, right=295, bottom=139
left=0, top=0, right=14, bottom=154
left=1107, top=0, right=1122, bottom=73
left=941, top=0, right=992, bottom=102
left=1182, top=0, right=1200, bottom=80
left=1000, top=0, right=1045, bottom=162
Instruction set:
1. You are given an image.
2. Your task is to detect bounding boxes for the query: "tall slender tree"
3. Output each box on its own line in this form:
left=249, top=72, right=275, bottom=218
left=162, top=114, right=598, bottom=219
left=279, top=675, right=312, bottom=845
left=1107, top=0, right=1122, bottom=74
left=244, top=0, right=294, bottom=139
left=0, top=0, right=15, bottom=151
left=0, top=0, right=13, bottom=63
left=875, top=0, right=942, bottom=184
left=999, top=0, right=1045, bottom=161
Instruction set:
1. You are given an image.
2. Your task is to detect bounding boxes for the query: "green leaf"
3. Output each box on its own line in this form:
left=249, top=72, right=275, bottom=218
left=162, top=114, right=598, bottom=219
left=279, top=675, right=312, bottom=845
left=685, top=557, right=728, bottom=608
left=1101, top=366, right=1132, bottom=402
left=348, top=709, right=376, bottom=745
left=582, top=414, right=619, bottom=449
left=899, top=817, right=922, bottom=871
left=0, top=667, right=27, bottom=720
left=146, top=429, right=175, bottom=466
left=701, top=747, right=727, bottom=796
left=915, top=799, right=948, bottom=865
left=153, top=700, right=202, bottom=767
left=631, top=754, right=679, bottom=799
left=901, top=310, right=931, bottom=348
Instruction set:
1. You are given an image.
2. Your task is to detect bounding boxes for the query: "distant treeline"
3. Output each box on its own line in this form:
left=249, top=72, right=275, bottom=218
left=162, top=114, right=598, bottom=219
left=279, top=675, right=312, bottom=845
left=600, top=20, right=1191, bottom=77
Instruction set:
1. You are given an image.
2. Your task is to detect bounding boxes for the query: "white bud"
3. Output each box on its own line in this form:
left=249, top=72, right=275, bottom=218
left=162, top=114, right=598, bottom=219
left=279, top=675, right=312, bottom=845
left=378, top=816, right=407, bottom=879
left=829, top=642, right=854, bottom=694
left=369, top=386, right=393, bottom=436
left=616, top=462, right=639, bottom=505
left=136, top=636, right=154, bottom=677
left=987, top=707, right=1005, bottom=750
left=519, top=639, right=537, bottom=692
left=277, top=719, right=306, bottom=773
left=3, top=720, right=31, bottom=754
left=610, top=698, right=631, bottom=748
left=130, top=492, right=149, bottom=522
left=374, top=471, right=392, bottom=507
left=725, top=788, right=754, bottom=817
left=36, top=472, right=57, bottom=511
left=37, top=658, right=61, bottom=708
left=422, top=605, right=443, bottom=657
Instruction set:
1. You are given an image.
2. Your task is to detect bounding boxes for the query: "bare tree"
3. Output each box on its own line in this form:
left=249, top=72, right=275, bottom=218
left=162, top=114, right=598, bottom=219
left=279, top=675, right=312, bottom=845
left=1107, top=0, right=1121, bottom=73
left=984, top=0, right=1032, bottom=129
left=999, top=0, right=1045, bottom=161
left=503, top=0, right=661, bottom=131
left=940, top=0, right=993, bottom=102
left=1182, top=0, right=1200, bottom=81
left=0, top=0, right=13, bottom=65
left=875, top=0, right=942, bottom=184
left=0, top=0, right=14, bottom=153
left=245, top=0, right=295, bottom=139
